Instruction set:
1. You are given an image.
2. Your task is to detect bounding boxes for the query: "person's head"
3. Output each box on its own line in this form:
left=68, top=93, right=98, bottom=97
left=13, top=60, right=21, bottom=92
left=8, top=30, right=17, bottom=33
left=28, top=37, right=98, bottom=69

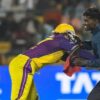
left=53, top=23, right=80, bottom=43
left=83, top=7, right=100, bottom=31
left=53, top=23, right=75, bottom=34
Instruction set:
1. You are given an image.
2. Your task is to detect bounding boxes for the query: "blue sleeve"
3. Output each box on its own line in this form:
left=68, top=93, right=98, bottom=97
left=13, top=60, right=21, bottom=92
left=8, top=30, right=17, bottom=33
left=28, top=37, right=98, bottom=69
left=87, top=40, right=100, bottom=67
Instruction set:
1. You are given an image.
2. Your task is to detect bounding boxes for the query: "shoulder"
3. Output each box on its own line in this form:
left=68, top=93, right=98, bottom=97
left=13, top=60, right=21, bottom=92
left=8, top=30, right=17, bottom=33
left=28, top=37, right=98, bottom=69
left=54, top=34, right=68, bottom=41
left=93, top=32, right=100, bottom=44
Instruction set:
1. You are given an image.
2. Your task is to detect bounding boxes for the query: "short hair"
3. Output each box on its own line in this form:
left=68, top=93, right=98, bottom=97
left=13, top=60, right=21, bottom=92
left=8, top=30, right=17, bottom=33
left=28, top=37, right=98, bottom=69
left=83, top=8, right=100, bottom=21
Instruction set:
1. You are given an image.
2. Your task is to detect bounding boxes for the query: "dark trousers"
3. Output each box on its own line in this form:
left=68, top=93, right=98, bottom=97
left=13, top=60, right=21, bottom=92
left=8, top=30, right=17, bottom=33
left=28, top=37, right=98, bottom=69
left=88, top=81, right=100, bottom=100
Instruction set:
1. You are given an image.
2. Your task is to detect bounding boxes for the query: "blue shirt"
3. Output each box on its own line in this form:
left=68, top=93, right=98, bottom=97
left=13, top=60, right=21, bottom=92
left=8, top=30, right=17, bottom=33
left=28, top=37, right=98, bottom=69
left=87, top=24, right=100, bottom=67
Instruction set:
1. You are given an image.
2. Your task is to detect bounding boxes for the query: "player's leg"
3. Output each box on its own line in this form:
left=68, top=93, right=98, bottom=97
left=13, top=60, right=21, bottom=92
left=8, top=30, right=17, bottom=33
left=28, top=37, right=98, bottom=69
left=9, top=56, right=37, bottom=100
left=27, top=80, right=38, bottom=100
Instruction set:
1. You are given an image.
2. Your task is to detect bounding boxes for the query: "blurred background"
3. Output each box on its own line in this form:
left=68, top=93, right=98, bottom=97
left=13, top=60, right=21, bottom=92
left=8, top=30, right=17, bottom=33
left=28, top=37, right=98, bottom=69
left=0, top=0, right=100, bottom=100
left=0, top=0, right=98, bottom=65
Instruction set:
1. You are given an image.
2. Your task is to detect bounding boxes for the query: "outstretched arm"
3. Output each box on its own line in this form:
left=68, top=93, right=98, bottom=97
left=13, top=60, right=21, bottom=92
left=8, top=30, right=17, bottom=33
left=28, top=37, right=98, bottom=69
left=78, top=49, right=95, bottom=60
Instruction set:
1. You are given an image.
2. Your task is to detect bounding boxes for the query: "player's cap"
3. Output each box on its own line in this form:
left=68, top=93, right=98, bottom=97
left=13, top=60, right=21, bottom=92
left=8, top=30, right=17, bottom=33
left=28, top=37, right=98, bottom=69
left=52, top=23, right=75, bottom=34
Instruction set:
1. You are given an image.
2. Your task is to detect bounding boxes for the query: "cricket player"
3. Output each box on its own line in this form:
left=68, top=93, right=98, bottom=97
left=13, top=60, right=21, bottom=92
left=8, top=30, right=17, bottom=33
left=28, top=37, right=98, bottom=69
left=9, top=23, right=95, bottom=100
